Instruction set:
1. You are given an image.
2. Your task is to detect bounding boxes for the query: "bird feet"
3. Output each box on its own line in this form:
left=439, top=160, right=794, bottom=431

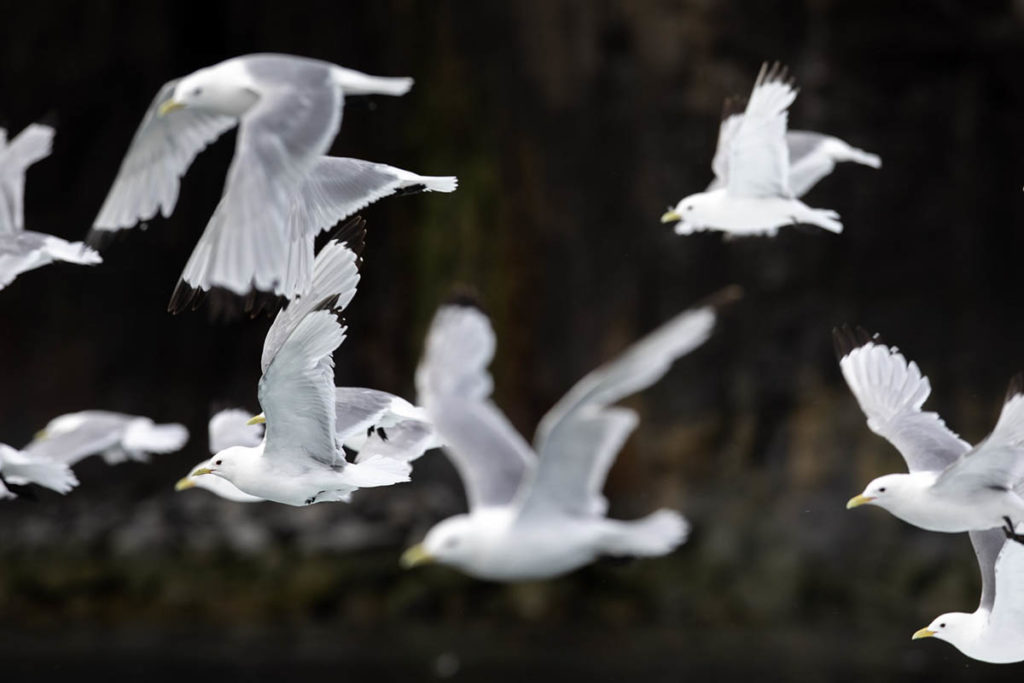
left=365, top=426, right=388, bottom=441
left=305, top=490, right=326, bottom=506
left=1002, top=516, right=1024, bottom=545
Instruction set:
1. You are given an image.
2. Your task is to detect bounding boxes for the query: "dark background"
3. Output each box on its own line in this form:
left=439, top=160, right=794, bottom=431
left=2, top=1, right=1024, bottom=680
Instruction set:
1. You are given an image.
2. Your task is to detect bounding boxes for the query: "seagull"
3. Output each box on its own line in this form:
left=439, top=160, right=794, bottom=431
left=0, top=442, right=78, bottom=499
left=913, top=527, right=1024, bottom=663
left=188, top=220, right=426, bottom=505
left=90, top=53, right=457, bottom=311
left=400, top=289, right=738, bottom=581
left=836, top=326, right=1024, bottom=534
left=175, top=408, right=267, bottom=503
left=661, top=62, right=879, bottom=237
left=0, top=124, right=101, bottom=290
left=26, top=410, right=189, bottom=466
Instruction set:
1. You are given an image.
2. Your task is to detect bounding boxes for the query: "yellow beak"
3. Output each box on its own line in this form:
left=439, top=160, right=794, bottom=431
left=174, top=477, right=196, bottom=491
left=912, top=628, right=936, bottom=640
left=246, top=414, right=266, bottom=426
left=846, top=494, right=875, bottom=509
left=191, top=467, right=213, bottom=477
left=158, top=98, right=184, bottom=116
left=400, top=544, right=434, bottom=569
left=661, top=210, right=681, bottom=223
left=33, top=429, right=48, bottom=440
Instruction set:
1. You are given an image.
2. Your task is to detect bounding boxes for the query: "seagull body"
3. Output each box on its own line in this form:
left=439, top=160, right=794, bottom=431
left=661, top=62, right=879, bottom=237
left=91, top=53, right=457, bottom=310
left=836, top=326, right=1024, bottom=533
left=191, top=220, right=427, bottom=506
left=914, top=528, right=1024, bottom=663
left=402, top=291, right=737, bottom=581
left=0, top=124, right=100, bottom=290
left=27, top=410, right=189, bottom=466
left=0, top=443, right=77, bottom=499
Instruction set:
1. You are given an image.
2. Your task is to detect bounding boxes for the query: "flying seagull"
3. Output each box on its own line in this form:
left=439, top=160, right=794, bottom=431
left=0, top=124, right=101, bottom=290
left=401, top=288, right=738, bottom=581
left=26, top=410, right=189, bottom=466
left=913, top=527, right=1024, bottom=663
left=175, top=408, right=267, bottom=503
left=90, top=53, right=456, bottom=312
left=836, top=326, right=1024, bottom=534
left=661, top=62, right=879, bottom=237
left=0, top=442, right=78, bottom=499
left=188, top=219, right=431, bottom=505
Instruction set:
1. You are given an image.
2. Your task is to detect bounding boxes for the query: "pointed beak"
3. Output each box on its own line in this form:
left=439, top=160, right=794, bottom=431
left=912, top=628, right=936, bottom=640
left=33, top=429, right=48, bottom=440
left=158, top=98, right=184, bottom=116
left=400, top=544, right=434, bottom=569
left=174, top=477, right=196, bottom=491
left=661, top=210, right=681, bottom=223
left=191, top=467, right=213, bottom=477
left=246, top=414, right=266, bottom=426
left=846, top=494, right=875, bottom=509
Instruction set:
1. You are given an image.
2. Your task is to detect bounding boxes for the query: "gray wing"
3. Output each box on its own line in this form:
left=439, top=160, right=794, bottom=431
left=988, top=526, right=1024, bottom=630
left=934, top=380, right=1024, bottom=494
left=726, top=62, right=796, bottom=199
left=92, top=79, right=236, bottom=232
left=177, top=79, right=341, bottom=299
left=786, top=131, right=882, bottom=198
left=417, top=303, right=536, bottom=510
left=261, top=223, right=362, bottom=372
left=24, top=412, right=131, bottom=466
left=0, top=124, right=54, bottom=235
left=707, top=112, right=743, bottom=191
left=259, top=310, right=344, bottom=469
left=833, top=326, right=970, bottom=472
left=971, top=529, right=1004, bottom=613
left=208, top=408, right=264, bottom=454
left=355, top=418, right=438, bottom=463
left=288, top=157, right=457, bottom=240
left=332, top=387, right=399, bottom=442
left=518, top=301, right=720, bottom=520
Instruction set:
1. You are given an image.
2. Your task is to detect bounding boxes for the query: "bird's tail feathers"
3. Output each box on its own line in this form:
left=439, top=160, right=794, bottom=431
left=4, top=456, right=78, bottom=495
left=331, top=67, right=413, bottom=97
left=43, top=237, right=103, bottom=265
left=122, top=420, right=190, bottom=455
left=600, top=509, right=690, bottom=557
left=343, top=455, right=412, bottom=488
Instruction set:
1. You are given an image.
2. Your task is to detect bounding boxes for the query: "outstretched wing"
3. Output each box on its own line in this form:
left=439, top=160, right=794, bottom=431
left=416, top=302, right=535, bottom=510
left=987, top=526, right=1024, bottom=631
left=0, top=124, right=54, bottom=234
left=786, top=131, right=882, bottom=198
left=833, top=326, right=970, bottom=473
left=518, top=297, right=724, bottom=521
left=23, top=412, right=130, bottom=466
left=92, top=79, right=236, bottom=233
left=725, top=62, right=796, bottom=199
left=208, top=408, right=265, bottom=454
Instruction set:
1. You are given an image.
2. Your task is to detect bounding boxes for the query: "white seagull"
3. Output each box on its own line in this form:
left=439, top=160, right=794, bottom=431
left=0, top=124, right=101, bottom=290
left=90, top=53, right=457, bottom=311
left=401, top=290, right=737, bottom=581
left=836, top=326, right=1024, bottom=533
left=661, top=62, right=879, bottom=237
left=189, top=220, right=429, bottom=505
left=26, top=410, right=189, bottom=466
left=913, top=527, right=1024, bottom=663
left=175, top=408, right=267, bottom=503
left=0, top=442, right=78, bottom=499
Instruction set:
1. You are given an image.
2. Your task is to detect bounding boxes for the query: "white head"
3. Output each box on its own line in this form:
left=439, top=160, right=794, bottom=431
left=661, top=192, right=719, bottom=235
left=913, top=612, right=975, bottom=651
left=400, top=515, right=482, bottom=571
left=846, top=473, right=920, bottom=512
left=160, top=62, right=258, bottom=117
left=190, top=445, right=254, bottom=483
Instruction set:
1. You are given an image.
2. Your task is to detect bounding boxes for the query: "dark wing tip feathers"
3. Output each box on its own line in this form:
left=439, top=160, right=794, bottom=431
left=1005, top=373, right=1024, bottom=403
left=167, top=281, right=285, bottom=320
left=831, top=324, right=881, bottom=360
left=755, top=61, right=796, bottom=89
left=325, top=215, right=367, bottom=265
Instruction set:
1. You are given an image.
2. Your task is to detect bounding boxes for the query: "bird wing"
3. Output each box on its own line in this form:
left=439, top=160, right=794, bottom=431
left=0, top=446, right=78, bottom=494
left=208, top=408, right=265, bottom=454
left=288, top=157, right=457, bottom=240
left=725, top=62, right=796, bottom=199
left=987, top=528, right=1024, bottom=631
left=785, top=130, right=881, bottom=197
left=261, top=218, right=362, bottom=372
left=23, top=412, right=131, bottom=466
left=707, top=94, right=748, bottom=189
left=934, top=377, right=1024, bottom=494
left=259, top=308, right=345, bottom=469
left=416, top=302, right=536, bottom=510
left=174, top=79, right=342, bottom=302
left=332, top=387, right=404, bottom=442
left=0, top=124, right=54, bottom=234
left=833, top=326, right=970, bottom=472
left=516, top=298, right=722, bottom=522
left=92, top=79, right=236, bottom=233
left=970, top=528, right=1004, bottom=614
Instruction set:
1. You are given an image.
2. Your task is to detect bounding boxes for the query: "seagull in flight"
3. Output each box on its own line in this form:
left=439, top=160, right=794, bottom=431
left=661, top=62, right=879, bottom=237
left=90, top=53, right=456, bottom=312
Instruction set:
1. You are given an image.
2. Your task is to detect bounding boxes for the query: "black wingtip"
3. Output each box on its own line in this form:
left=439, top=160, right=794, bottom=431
left=755, top=60, right=797, bottom=89
left=325, top=215, right=367, bottom=264
left=831, top=324, right=882, bottom=360
left=1005, top=373, right=1024, bottom=403
left=85, top=226, right=126, bottom=251
left=443, top=284, right=486, bottom=312
left=167, top=280, right=285, bottom=320
left=393, top=183, right=428, bottom=197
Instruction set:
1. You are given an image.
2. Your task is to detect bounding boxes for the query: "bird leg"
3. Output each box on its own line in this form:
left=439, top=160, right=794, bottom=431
left=376, top=426, right=389, bottom=442
left=1002, top=516, right=1024, bottom=546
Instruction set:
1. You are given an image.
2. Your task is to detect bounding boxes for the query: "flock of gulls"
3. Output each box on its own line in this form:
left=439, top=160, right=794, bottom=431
left=0, top=54, right=1020, bottom=665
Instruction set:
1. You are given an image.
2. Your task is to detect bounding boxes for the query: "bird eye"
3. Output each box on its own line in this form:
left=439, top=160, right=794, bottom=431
left=192, top=87, right=203, bottom=96
left=878, top=487, right=886, bottom=493
left=444, top=538, right=459, bottom=549
left=686, top=205, right=694, bottom=211
left=940, top=623, right=946, bottom=628
left=215, top=459, right=222, bottom=466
